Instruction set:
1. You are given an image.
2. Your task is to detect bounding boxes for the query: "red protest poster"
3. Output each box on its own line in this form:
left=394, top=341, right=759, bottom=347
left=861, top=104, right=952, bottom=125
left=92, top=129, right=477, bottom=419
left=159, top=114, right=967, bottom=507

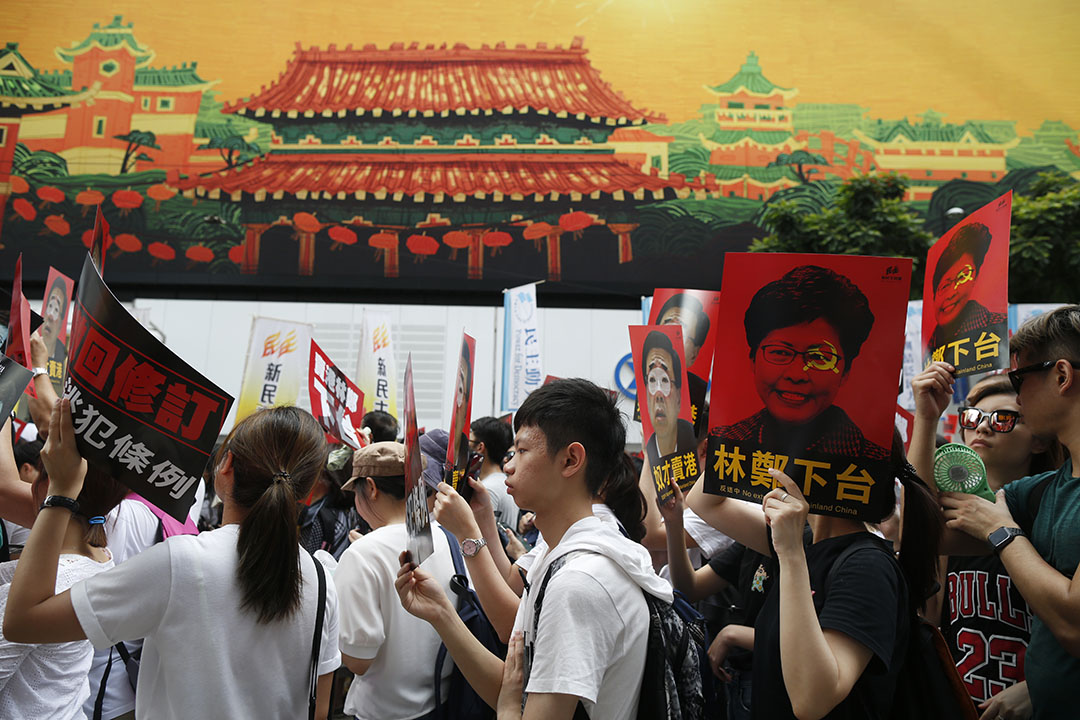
left=403, top=354, right=434, bottom=565
left=648, top=289, right=721, bottom=431
left=90, top=206, right=111, bottom=275
left=445, top=332, right=476, bottom=497
left=67, top=254, right=233, bottom=521
left=922, top=192, right=1011, bottom=376
left=629, top=325, right=698, bottom=502
left=706, top=253, right=910, bottom=521
left=39, top=268, right=74, bottom=393
left=308, top=340, right=365, bottom=449
left=6, top=255, right=36, bottom=399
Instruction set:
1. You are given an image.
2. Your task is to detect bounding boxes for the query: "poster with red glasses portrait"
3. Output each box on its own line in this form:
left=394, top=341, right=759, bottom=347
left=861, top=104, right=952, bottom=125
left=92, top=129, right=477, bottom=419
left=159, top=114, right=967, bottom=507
left=705, top=253, right=910, bottom=521
left=647, top=289, right=721, bottom=434
left=922, top=192, right=1011, bottom=377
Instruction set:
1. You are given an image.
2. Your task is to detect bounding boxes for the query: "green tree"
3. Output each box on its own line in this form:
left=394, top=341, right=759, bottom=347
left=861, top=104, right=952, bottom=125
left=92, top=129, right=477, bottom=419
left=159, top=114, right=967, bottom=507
left=113, top=130, right=160, bottom=174
left=767, top=150, right=830, bottom=184
left=206, top=135, right=262, bottom=169
left=751, top=173, right=933, bottom=296
left=1009, top=171, right=1080, bottom=303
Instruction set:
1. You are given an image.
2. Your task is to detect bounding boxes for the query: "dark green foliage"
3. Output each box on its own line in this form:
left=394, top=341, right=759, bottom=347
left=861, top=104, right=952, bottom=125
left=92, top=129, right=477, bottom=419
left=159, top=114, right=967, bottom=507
left=1008, top=171, right=1080, bottom=303
left=206, top=135, right=263, bottom=169
left=12, top=143, right=68, bottom=179
left=923, top=165, right=1060, bottom=237
left=767, top=150, right=830, bottom=183
left=113, top=130, right=161, bottom=173
left=751, top=173, right=933, bottom=297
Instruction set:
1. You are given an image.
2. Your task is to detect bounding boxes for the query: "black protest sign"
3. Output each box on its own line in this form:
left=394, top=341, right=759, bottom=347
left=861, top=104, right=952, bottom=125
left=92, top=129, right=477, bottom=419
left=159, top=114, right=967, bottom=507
left=403, top=354, right=434, bottom=565
left=0, top=357, right=34, bottom=418
left=66, top=255, right=233, bottom=521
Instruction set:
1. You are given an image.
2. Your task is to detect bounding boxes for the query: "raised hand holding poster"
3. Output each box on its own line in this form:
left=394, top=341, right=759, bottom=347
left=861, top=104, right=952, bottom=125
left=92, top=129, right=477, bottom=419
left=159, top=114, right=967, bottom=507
left=630, top=324, right=698, bottom=503
left=66, top=254, right=233, bottom=521
left=706, top=253, right=910, bottom=521
left=922, top=192, right=1011, bottom=376
left=308, top=340, right=365, bottom=449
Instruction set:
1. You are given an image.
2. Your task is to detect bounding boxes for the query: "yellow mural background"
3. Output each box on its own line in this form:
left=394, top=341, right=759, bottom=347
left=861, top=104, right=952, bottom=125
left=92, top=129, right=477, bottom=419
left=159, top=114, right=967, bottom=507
left=4, top=0, right=1079, bottom=133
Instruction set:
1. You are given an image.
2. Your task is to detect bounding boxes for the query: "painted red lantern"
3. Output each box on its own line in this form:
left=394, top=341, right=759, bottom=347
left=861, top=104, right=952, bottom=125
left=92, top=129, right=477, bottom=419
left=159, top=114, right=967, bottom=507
left=75, top=189, right=105, bottom=216
left=558, top=211, right=593, bottom=234
left=228, top=245, right=245, bottom=264
left=9, top=176, right=29, bottom=194
left=36, top=186, right=65, bottom=206
left=406, top=234, right=439, bottom=261
left=111, top=189, right=144, bottom=214
left=441, top=230, right=470, bottom=260
left=482, top=231, right=512, bottom=256
left=522, top=221, right=553, bottom=251
left=148, top=242, right=176, bottom=261
left=369, top=231, right=398, bottom=250
left=12, top=198, right=36, bottom=221
left=186, top=245, right=214, bottom=263
left=147, top=183, right=177, bottom=211
left=607, top=223, right=639, bottom=264
left=293, top=212, right=321, bottom=234
left=368, top=231, right=400, bottom=278
left=114, top=233, right=142, bottom=253
left=43, top=215, right=71, bottom=237
left=328, top=226, right=358, bottom=249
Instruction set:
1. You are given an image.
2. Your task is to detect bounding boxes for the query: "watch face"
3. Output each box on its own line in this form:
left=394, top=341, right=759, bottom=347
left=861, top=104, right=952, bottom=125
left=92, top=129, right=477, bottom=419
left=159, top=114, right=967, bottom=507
left=462, top=539, right=478, bottom=556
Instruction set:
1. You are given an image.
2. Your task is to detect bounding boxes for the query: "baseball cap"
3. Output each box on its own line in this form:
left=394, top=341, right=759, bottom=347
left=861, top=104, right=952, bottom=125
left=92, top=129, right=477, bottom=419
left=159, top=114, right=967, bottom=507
left=343, top=442, right=420, bottom=491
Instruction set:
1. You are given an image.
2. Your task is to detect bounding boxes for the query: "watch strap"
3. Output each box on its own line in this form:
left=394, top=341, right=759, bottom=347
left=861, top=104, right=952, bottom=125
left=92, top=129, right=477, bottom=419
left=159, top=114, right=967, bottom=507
left=461, top=537, right=487, bottom=557
left=988, top=526, right=1024, bottom=553
left=41, top=495, right=80, bottom=514
left=32, top=367, right=49, bottom=378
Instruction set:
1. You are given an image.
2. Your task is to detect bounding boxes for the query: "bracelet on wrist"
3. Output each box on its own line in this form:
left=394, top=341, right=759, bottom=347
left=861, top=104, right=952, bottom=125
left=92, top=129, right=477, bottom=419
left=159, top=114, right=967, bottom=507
left=40, top=495, right=80, bottom=514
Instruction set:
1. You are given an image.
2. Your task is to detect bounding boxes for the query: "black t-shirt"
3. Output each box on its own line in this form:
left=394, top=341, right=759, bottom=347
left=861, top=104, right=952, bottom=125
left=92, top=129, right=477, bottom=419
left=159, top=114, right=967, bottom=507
left=940, top=554, right=1031, bottom=704
left=708, top=541, right=774, bottom=671
left=751, top=532, right=909, bottom=720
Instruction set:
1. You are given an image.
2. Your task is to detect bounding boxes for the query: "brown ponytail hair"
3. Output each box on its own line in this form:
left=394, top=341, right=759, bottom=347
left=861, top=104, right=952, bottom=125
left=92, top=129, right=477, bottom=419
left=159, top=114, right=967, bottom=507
left=216, top=406, right=326, bottom=624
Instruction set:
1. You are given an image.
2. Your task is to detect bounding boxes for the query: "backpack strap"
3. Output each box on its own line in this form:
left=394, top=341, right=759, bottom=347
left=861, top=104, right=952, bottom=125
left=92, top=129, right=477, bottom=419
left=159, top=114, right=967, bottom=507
left=308, top=554, right=327, bottom=720
left=433, top=526, right=466, bottom=718
left=92, top=646, right=115, bottom=720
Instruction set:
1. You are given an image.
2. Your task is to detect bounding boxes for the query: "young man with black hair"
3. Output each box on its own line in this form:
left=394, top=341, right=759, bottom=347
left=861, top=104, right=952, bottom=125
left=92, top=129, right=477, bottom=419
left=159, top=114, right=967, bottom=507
left=361, top=410, right=399, bottom=443
left=470, top=416, right=519, bottom=528
left=936, top=305, right=1080, bottom=719
left=395, top=378, right=671, bottom=719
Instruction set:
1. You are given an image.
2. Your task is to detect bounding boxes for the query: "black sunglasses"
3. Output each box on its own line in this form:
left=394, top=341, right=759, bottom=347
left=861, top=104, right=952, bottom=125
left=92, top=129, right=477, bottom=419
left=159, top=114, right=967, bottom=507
left=1008, top=360, right=1080, bottom=394
left=957, top=406, right=1021, bottom=433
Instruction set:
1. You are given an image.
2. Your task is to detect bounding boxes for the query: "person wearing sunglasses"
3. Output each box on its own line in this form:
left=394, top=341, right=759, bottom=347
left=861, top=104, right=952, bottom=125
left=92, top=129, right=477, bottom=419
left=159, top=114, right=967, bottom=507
left=925, top=222, right=1007, bottom=361
left=911, top=305, right=1080, bottom=720
left=910, top=364, right=1063, bottom=717
left=711, top=264, right=889, bottom=463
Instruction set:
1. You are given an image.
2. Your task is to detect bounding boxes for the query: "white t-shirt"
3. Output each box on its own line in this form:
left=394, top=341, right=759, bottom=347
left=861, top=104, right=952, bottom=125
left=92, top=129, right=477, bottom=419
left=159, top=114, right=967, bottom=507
left=513, top=516, right=652, bottom=720
left=481, top=472, right=520, bottom=528
left=0, top=553, right=114, bottom=720
left=336, top=522, right=458, bottom=720
left=70, top=524, right=340, bottom=720
left=515, top=503, right=619, bottom=575
left=2, top=520, right=29, bottom=548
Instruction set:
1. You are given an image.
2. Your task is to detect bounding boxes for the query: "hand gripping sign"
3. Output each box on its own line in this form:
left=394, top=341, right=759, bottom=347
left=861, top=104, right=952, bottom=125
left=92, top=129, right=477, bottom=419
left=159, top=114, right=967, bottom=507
left=66, top=254, right=234, bottom=522
left=706, top=253, right=910, bottom=522
left=309, top=340, right=365, bottom=449
left=922, top=192, right=1011, bottom=377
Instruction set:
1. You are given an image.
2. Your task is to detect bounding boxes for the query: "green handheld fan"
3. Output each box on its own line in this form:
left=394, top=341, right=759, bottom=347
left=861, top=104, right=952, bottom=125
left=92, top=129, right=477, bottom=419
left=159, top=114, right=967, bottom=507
left=933, top=443, right=996, bottom=502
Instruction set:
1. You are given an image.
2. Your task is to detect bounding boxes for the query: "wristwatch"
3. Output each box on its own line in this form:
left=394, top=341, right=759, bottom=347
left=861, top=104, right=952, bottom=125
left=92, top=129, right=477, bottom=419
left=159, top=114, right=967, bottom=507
left=40, top=495, right=80, bottom=514
left=461, top=538, right=487, bottom=558
left=32, top=367, right=49, bottom=378
left=988, top=526, right=1025, bottom=554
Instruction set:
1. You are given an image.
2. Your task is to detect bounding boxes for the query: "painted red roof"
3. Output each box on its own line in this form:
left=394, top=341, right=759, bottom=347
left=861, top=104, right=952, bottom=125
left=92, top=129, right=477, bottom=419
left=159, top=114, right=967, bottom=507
left=226, top=37, right=664, bottom=123
left=176, top=153, right=708, bottom=199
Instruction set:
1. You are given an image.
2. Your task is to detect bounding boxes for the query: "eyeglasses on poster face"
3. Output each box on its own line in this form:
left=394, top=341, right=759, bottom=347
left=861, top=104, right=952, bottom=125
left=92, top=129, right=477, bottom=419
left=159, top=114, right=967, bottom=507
left=936, top=263, right=975, bottom=295
left=757, top=342, right=842, bottom=374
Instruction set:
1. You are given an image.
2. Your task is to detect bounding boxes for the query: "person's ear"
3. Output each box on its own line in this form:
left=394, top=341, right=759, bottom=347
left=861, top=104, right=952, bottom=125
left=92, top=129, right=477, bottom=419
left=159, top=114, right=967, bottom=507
left=561, top=441, right=587, bottom=479
left=365, top=476, right=378, bottom=502
left=1054, top=359, right=1075, bottom=395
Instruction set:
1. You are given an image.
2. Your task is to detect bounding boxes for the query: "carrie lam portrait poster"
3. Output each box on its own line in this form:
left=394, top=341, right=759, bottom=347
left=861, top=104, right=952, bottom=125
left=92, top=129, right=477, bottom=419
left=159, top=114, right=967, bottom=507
left=705, top=253, right=910, bottom=522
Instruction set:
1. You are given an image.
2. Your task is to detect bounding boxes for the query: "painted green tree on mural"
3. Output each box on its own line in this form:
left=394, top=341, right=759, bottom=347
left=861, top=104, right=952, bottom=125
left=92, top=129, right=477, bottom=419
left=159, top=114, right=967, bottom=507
left=751, top=173, right=933, bottom=296
left=114, top=131, right=160, bottom=174
left=767, top=150, right=830, bottom=184
left=206, top=135, right=262, bottom=169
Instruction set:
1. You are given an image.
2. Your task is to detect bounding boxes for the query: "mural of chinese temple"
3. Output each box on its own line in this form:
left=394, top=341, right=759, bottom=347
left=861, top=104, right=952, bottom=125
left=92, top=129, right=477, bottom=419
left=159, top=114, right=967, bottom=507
left=174, top=38, right=718, bottom=281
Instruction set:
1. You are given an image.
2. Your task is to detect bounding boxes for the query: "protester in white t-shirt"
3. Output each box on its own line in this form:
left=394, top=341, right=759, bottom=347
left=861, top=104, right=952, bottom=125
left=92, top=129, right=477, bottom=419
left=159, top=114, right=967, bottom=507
left=0, top=416, right=127, bottom=720
left=4, top=403, right=341, bottom=720
left=396, top=379, right=672, bottom=719
left=336, top=441, right=458, bottom=720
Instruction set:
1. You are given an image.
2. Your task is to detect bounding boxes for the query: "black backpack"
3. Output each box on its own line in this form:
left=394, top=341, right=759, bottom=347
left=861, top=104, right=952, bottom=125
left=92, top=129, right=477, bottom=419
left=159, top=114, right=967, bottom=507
left=434, top=526, right=504, bottom=720
left=826, top=538, right=978, bottom=720
left=531, top=549, right=706, bottom=720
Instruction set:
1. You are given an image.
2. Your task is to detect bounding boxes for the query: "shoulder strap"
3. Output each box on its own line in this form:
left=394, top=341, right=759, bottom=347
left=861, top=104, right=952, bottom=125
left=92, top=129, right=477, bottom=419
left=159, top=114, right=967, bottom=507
left=439, top=524, right=468, bottom=578
left=308, top=554, right=327, bottom=720
left=92, top=647, right=115, bottom=720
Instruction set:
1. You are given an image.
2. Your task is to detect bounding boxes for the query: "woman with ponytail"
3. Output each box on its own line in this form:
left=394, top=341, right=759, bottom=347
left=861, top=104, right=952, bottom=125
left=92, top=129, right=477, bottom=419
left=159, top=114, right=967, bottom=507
left=686, top=429, right=943, bottom=719
left=0, top=418, right=126, bottom=718
left=3, top=401, right=341, bottom=720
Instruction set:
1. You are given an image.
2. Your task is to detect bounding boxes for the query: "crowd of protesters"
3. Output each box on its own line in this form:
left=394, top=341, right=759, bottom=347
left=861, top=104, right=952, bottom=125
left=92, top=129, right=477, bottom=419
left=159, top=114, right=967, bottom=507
left=0, top=303, right=1079, bottom=720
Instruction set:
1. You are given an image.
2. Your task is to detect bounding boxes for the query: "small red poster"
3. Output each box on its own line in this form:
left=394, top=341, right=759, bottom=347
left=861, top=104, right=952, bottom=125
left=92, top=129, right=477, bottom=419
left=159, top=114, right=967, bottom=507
left=90, top=206, right=111, bottom=275
left=922, top=192, right=1011, bottom=376
left=39, top=267, right=74, bottom=395
left=6, top=255, right=35, bottom=399
left=446, top=332, right=477, bottom=496
left=629, top=325, right=698, bottom=503
left=403, top=354, right=434, bottom=564
left=648, top=289, right=721, bottom=432
left=706, top=253, right=910, bottom=521
left=308, top=340, right=365, bottom=449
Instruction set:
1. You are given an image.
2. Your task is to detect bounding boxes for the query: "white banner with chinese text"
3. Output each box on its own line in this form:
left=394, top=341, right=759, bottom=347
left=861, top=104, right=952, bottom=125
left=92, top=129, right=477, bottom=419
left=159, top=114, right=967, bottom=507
left=235, top=317, right=312, bottom=421
left=501, top=283, right=542, bottom=412
left=356, top=310, right=399, bottom=417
